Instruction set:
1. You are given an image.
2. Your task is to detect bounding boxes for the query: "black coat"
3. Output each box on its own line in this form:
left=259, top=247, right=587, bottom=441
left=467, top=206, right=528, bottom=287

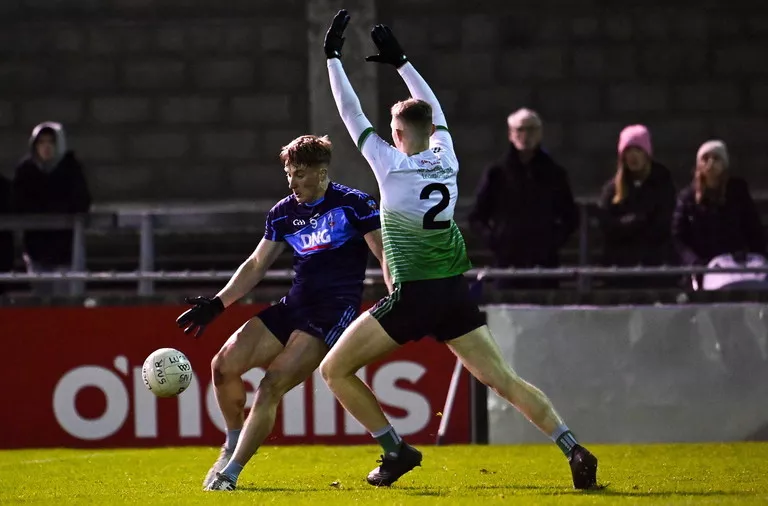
left=10, top=152, right=91, bottom=265
left=469, top=145, right=578, bottom=268
left=672, top=177, right=766, bottom=266
left=0, top=174, right=13, bottom=273
left=598, top=162, right=677, bottom=267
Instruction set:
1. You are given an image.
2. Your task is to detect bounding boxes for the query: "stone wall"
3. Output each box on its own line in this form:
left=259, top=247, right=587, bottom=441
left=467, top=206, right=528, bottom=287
left=0, top=0, right=766, bottom=203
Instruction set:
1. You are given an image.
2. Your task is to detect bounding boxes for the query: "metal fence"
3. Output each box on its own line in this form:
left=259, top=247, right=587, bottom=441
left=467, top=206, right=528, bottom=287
left=2, top=205, right=767, bottom=296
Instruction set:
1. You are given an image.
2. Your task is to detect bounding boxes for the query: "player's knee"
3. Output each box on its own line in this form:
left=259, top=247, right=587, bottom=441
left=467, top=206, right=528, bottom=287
left=319, top=355, right=342, bottom=384
left=211, top=348, right=241, bottom=385
left=255, top=371, right=292, bottom=403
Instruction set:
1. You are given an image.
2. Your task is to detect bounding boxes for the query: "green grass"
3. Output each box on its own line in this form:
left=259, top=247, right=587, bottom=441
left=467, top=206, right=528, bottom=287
left=2, top=443, right=767, bottom=505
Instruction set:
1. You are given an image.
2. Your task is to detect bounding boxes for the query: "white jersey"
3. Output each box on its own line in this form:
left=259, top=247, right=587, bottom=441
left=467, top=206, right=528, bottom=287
left=357, top=128, right=471, bottom=283
left=327, top=59, right=471, bottom=283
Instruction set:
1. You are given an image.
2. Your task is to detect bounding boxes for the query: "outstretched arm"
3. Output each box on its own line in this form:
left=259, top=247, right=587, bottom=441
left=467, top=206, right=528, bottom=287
left=216, top=238, right=285, bottom=307
left=176, top=238, right=285, bottom=338
left=327, top=58, right=374, bottom=149
left=397, top=63, right=447, bottom=129
left=366, top=24, right=451, bottom=149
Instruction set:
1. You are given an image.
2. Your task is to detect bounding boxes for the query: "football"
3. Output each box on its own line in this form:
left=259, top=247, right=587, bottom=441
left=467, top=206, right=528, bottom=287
left=141, top=348, right=193, bottom=398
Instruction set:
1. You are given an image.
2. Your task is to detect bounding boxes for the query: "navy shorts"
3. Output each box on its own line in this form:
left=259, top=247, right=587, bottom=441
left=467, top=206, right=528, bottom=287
left=256, top=298, right=359, bottom=348
left=369, top=274, right=486, bottom=345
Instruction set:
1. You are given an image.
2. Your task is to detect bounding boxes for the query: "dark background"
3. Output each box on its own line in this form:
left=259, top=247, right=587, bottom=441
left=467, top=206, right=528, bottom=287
left=0, top=0, right=765, bottom=203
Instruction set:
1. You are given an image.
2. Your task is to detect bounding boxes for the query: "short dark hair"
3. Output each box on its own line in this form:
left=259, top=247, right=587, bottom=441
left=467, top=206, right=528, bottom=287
left=279, top=135, right=332, bottom=168
left=391, top=98, right=432, bottom=133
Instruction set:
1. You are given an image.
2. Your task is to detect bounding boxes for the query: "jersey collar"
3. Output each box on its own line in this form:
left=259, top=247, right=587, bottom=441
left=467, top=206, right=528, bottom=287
left=299, top=182, right=332, bottom=207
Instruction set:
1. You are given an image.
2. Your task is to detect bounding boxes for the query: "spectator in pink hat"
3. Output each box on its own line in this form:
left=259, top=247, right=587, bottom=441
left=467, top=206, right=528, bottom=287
left=597, top=124, right=677, bottom=287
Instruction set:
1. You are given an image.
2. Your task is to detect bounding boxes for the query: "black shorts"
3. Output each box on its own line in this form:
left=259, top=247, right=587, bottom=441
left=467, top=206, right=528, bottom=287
left=257, top=298, right=359, bottom=348
left=369, top=274, right=486, bottom=345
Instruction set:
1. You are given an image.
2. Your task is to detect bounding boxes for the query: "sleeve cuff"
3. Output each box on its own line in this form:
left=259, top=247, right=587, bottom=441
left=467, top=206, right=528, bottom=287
left=396, top=61, right=415, bottom=76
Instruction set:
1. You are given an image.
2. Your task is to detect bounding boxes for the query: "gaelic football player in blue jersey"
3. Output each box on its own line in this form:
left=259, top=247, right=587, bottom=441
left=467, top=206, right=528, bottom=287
left=177, top=134, right=386, bottom=491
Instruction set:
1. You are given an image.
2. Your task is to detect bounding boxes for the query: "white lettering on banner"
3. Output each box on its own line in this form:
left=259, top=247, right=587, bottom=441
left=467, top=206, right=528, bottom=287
left=373, top=362, right=430, bottom=435
left=52, top=357, right=430, bottom=440
left=300, top=229, right=330, bottom=249
left=53, top=366, right=129, bottom=440
left=282, top=381, right=306, bottom=436
left=133, top=366, right=156, bottom=437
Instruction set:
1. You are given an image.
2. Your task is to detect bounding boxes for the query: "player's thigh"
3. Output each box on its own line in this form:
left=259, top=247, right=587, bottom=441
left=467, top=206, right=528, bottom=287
left=259, top=330, right=328, bottom=396
left=445, top=325, right=517, bottom=387
left=320, top=312, right=400, bottom=379
left=212, top=317, right=284, bottom=378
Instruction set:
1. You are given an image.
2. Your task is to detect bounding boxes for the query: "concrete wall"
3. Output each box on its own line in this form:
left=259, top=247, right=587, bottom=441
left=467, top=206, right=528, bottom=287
left=0, top=0, right=766, bottom=203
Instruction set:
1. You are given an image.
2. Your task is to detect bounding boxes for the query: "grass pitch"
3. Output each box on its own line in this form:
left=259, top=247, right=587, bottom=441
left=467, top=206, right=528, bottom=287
left=2, top=443, right=767, bottom=505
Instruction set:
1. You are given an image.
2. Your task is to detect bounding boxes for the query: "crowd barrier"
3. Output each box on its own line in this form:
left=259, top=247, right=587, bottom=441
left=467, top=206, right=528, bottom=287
left=484, top=303, right=768, bottom=444
left=0, top=303, right=470, bottom=449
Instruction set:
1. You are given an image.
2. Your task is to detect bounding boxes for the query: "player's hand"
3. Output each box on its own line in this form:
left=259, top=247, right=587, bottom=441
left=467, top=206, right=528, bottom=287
left=176, top=296, right=225, bottom=338
left=365, top=24, right=408, bottom=68
left=324, top=9, right=350, bottom=59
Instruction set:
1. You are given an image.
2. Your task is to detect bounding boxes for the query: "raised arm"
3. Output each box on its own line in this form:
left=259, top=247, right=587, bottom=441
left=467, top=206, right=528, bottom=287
left=397, top=63, right=447, bottom=129
left=366, top=24, right=451, bottom=149
left=324, top=10, right=373, bottom=147
left=327, top=59, right=373, bottom=148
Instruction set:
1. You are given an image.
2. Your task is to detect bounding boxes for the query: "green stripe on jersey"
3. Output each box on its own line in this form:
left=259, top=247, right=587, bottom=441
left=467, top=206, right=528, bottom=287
left=357, top=127, right=375, bottom=151
left=435, top=125, right=449, bottom=132
left=381, top=209, right=472, bottom=283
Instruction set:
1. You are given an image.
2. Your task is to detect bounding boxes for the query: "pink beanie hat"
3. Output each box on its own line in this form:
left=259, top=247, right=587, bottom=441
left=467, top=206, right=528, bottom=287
left=618, top=124, right=652, bottom=157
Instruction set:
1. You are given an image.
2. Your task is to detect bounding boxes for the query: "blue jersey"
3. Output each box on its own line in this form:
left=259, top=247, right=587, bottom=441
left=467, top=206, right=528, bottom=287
left=264, top=182, right=381, bottom=307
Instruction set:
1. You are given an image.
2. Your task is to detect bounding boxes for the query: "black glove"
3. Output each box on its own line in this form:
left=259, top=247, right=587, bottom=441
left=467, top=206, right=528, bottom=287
left=176, top=296, right=225, bottom=338
left=324, top=9, right=350, bottom=59
left=365, top=24, right=408, bottom=68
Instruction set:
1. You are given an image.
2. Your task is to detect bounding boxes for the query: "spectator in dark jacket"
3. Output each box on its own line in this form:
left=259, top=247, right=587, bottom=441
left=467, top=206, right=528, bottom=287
left=672, top=140, right=765, bottom=269
left=598, top=125, right=677, bottom=288
left=0, top=173, right=14, bottom=293
left=469, top=108, right=578, bottom=288
left=11, top=122, right=91, bottom=295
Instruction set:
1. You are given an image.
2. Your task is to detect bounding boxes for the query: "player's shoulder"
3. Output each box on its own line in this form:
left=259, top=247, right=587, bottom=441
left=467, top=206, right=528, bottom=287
left=330, top=182, right=379, bottom=214
left=268, top=194, right=296, bottom=216
left=330, top=182, right=374, bottom=202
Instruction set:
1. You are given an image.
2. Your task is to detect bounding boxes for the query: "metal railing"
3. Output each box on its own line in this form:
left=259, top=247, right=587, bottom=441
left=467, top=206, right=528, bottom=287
left=1, top=203, right=767, bottom=295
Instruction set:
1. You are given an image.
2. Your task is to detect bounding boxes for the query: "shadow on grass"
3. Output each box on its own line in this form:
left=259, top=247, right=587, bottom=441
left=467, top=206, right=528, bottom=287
left=237, top=483, right=758, bottom=499
left=398, top=483, right=757, bottom=499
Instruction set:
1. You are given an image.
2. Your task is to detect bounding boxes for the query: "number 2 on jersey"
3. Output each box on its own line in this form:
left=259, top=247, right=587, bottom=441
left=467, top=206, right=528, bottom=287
left=420, top=183, right=450, bottom=230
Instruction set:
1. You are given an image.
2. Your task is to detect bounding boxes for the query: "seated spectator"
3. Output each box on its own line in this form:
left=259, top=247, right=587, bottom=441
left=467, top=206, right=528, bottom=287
left=10, top=122, right=91, bottom=296
left=672, top=140, right=766, bottom=288
left=469, top=108, right=578, bottom=289
left=597, top=125, right=677, bottom=288
left=0, top=173, right=13, bottom=293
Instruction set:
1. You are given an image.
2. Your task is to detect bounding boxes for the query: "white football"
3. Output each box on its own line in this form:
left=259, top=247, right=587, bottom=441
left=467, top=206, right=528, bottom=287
left=141, top=348, right=193, bottom=398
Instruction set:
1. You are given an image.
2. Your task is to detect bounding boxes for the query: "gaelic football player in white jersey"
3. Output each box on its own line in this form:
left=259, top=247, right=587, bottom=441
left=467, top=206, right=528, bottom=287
left=320, top=10, right=600, bottom=490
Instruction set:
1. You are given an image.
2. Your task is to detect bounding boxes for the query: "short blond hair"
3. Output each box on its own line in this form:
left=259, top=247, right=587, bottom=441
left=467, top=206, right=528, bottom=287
left=391, top=98, right=433, bottom=134
left=279, top=135, right=332, bottom=168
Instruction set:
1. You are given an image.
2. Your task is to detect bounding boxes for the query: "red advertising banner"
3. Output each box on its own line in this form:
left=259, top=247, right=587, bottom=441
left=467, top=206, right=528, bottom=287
left=0, top=305, right=469, bottom=449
